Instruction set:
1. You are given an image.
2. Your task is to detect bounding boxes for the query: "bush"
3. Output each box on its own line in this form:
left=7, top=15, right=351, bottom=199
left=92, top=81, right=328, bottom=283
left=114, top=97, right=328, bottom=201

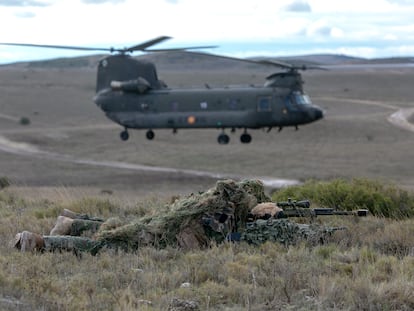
left=272, top=178, right=414, bottom=218
left=19, top=117, right=31, bottom=125
left=0, top=177, right=10, bottom=190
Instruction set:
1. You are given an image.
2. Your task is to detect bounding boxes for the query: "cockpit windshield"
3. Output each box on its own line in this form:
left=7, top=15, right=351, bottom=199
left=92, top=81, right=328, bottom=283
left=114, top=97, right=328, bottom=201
left=293, top=91, right=312, bottom=105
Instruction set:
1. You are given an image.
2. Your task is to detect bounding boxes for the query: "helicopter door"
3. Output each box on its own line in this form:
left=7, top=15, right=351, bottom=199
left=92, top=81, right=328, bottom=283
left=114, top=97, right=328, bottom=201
left=257, top=96, right=272, bottom=112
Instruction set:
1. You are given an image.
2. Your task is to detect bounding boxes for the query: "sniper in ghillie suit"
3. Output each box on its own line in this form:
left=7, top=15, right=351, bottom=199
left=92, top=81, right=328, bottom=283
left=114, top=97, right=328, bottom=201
left=13, top=179, right=365, bottom=255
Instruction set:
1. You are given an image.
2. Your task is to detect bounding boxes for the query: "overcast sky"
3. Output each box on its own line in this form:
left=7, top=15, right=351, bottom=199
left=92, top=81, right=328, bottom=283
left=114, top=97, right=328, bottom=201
left=1, top=0, right=414, bottom=64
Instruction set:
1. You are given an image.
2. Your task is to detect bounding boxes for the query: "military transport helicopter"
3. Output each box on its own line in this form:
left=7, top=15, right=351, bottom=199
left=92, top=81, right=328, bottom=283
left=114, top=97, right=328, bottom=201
left=0, top=36, right=324, bottom=144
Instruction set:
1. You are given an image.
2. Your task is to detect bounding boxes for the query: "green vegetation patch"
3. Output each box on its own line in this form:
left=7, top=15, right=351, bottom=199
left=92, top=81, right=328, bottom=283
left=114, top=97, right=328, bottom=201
left=272, top=178, right=414, bottom=218
left=0, top=176, right=10, bottom=190
left=19, top=117, right=30, bottom=125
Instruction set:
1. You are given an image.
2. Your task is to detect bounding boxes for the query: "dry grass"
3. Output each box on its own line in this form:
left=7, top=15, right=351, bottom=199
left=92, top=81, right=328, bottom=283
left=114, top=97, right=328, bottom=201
left=2, top=185, right=414, bottom=310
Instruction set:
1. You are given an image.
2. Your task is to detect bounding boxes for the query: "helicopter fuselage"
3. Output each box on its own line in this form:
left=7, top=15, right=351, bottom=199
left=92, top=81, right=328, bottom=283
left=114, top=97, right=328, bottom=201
left=0, top=38, right=325, bottom=144
left=95, top=86, right=323, bottom=132
left=92, top=53, right=324, bottom=144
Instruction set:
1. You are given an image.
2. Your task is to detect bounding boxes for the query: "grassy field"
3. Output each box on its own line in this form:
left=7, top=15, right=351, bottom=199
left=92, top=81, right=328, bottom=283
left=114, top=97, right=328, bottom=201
left=1, top=58, right=414, bottom=309
left=2, top=180, right=414, bottom=310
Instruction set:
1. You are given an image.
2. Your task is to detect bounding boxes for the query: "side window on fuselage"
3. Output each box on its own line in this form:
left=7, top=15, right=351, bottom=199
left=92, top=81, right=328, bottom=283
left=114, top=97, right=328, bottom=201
left=140, top=100, right=153, bottom=111
left=227, top=98, right=239, bottom=110
left=257, top=96, right=272, bottom=112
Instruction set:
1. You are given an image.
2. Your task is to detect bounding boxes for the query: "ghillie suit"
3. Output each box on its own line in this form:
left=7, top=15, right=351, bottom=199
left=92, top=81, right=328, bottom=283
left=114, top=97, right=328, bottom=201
left=13, top=179, right=345, bottom=255
left=50, top=216, right=103, bottom=237
left=241, top=219, right=345, bottom=246
left=96, top=179, right=271, bottom=251
left=13, top=231, right=104, bottom=257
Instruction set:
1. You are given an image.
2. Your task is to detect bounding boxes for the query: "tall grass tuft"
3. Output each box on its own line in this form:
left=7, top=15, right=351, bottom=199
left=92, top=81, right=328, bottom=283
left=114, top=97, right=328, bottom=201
left=272, top=178, right=414, bottom=218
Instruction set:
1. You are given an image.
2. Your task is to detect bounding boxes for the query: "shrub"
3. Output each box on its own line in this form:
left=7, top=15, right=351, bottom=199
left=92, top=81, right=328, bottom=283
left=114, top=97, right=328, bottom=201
left=272, top=178, right=414, bottom=218
left=0, top=177, right=10, bottom=190
left=19, top=117, right=31, bottom=125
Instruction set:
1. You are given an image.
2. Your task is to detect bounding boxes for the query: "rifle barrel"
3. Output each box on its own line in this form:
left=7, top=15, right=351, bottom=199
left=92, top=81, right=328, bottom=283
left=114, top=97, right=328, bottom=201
left=282, top=208, right=368, bottom=217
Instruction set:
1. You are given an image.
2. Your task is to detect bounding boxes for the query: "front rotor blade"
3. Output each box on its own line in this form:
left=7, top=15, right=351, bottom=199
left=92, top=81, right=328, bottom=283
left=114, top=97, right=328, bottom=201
left=259, top=60, right=328, bottom=71
left=0, top=42, right=115, bottom=52
left=182, top=51, right=294, bottom=69
left=257, top=59, right=293, bottom=70
left=184, top=51, right=265, bottom=65
left=302, top=65, right=328, bottom=71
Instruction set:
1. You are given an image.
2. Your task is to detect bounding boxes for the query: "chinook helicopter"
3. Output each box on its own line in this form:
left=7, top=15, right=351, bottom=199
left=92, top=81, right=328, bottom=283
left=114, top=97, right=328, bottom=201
left=0, top=36, right=323, bottom=144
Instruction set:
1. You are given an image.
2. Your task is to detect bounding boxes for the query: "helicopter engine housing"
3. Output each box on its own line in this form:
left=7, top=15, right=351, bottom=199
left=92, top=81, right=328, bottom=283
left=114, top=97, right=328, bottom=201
left=110, top=77, right=151, bottom=93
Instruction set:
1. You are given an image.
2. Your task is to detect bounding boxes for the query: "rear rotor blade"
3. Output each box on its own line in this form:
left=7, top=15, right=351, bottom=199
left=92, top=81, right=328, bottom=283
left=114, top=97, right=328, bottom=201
left=0, top=37, right=218, bottom=55
left=0, top=42, right=115, bottom=52
left=0, top=36, right=175, bottom=53
left=125, top=36, right=172, bottom=52
left=145, top=45, right=218, bottom=52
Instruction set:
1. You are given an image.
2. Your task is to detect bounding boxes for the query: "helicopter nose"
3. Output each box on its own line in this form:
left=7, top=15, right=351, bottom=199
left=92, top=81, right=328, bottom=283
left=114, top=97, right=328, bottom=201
left=306, top=106, right=323, bottom=123
left=314, top=107, right=324, bottom=120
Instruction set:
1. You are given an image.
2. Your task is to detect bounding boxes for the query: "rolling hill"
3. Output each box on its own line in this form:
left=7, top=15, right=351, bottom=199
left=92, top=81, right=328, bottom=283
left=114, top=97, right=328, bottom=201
left=2, top=52, right=413, bottom=70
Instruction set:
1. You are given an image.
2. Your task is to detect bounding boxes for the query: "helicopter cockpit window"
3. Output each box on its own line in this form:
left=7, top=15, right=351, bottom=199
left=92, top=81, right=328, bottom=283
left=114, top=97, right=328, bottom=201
left=292, top=91, right=312, bottom=105
left=257, top=96, right=272, bottom=112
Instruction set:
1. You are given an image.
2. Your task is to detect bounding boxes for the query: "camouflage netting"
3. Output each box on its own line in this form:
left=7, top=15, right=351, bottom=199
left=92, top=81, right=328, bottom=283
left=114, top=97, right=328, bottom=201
left=70, top=219, right=103, bottom=237
left=95, top=179, right=271, bottom=251
left=14, top=179, right=346, bottom=255
left=43, top=236, right=104, bottom=255
left=241, top=219, right=345, bottom=246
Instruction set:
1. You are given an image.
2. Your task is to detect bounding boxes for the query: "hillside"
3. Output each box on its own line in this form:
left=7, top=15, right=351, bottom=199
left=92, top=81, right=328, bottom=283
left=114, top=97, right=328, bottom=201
left=2, top=52, right=413, bottom=70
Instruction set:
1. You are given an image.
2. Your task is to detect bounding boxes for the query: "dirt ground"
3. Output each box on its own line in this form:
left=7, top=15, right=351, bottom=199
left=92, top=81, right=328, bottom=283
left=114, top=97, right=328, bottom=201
left=0, top=62, right=413, bottom=200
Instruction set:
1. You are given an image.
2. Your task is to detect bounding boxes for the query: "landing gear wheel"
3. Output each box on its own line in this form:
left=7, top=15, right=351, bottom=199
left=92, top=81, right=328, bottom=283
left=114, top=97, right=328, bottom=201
left=146, top=130, right=155, bottom=140
left=217, top=133, right=230, bottom=145
left=240, top=133, right=252, bottom=144
left=120, top=130, right=129, bottom=141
